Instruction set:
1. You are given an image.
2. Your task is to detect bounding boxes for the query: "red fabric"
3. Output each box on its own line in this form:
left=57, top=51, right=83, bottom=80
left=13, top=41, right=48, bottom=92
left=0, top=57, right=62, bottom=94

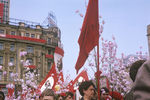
left=5, top=35, right=46, bottom=43
left=75, top=0, right=99, bottom=73
left=39, top=63, right=58, bottom=90
left=0, top=3, right=4, bottom=23
left=65, top=71, right=89, bottom=93
left=7, top=88, right=14, bottom=97
left=104, top=97, right=111, bottom=100
left=109, top=91, right=123, bottom=100
left=58, top=71, right=64, bottom=82
left=67, top=80, right=75, bottom=93
left=45, top=54, right=54, bottom=59
left=60, top=92, right=66, bottom=97
left=106, top=77, right=110, bottom=90
left=55, top=47, right=64, bottom=57
left=72, top=70, right=89, bottom=85
left=54, top=71, right=64, bottom=92
left=26, top=65, right=36, bottom=69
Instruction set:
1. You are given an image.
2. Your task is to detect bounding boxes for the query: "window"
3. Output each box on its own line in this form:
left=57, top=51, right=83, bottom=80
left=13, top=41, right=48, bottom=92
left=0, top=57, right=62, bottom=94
left=58, top=30, right=61, bottom=38
left=0, top=29, right=4, bottom=34
left=47, top=38, right=51, bottom=44
left=9, top=71, right=13, bottom=81
left=10, top=44, right=15, bottom=51
left=27, top=46, right=33, bottom=53
left=0, top=43, right=3, bottom=50
left=53, top=33, right=57, bottom=38
left=31, top=34, right=35, bottom=38
left=48, top=50, right=51, bottom=55
left=26, top=58, right=33, bottom=65
left=10, top=57, right=14, bottom=63
left=11, top=31, right=16, bottom=35
left=0, top=56, right=3, bottom=64
left=25, top=33, right=30, bottom=37
left=47, top=59, right=52, bottom=70
left=0, top=71, right=2, bottom=80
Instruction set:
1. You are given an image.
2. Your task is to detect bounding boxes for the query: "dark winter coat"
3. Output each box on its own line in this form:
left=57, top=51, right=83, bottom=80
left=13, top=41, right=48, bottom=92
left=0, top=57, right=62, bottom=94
left=133, top=60, right=150, bottom=100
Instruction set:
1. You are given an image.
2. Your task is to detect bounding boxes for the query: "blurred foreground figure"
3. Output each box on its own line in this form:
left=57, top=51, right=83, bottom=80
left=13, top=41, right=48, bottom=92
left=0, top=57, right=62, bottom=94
left=125, top=60, right=146, bottom=100
left=79, top=80, right=95, bottom=100
left=133, top=60, right=150, bottom=100
left=0, top=91, right=5, bottom=100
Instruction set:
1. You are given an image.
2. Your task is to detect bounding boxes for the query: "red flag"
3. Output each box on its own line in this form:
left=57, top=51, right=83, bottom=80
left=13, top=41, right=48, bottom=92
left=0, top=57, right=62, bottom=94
left=75, top=0, right=99, bottom=73
left=39, top=47, right=64, bottom=93
left=8, top=88, right=14, bottom=96
left=6, top=83, right=15, bottom=98
left=39, top=63, right=58, bottom=93
left=54, top=47, right=64, bottom=73
left=65, top=70, right=89, bottom=93
left=72, top=70, right=89, bottom=86
left=58, top=71, right=64, bottom=83
left=67, top=80, right=75, bottom=93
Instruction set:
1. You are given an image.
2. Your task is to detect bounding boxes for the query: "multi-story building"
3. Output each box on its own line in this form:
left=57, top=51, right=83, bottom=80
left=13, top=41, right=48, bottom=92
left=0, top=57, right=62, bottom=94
left=0, top=0, right=10, bottom=23
left=0, top=18, right=64, bottom=94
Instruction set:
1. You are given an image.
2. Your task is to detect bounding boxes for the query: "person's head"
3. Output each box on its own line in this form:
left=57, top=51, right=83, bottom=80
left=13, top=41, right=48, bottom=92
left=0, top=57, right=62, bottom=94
left=129, top=59, right=146, bottom=82
left=0, top=91, right=5, bottom=100
left=57, top=94, right=64, bottom=100
left=100, top=87, right=110, bottom=99
left=79, top=80, right=95, bottom=99
left=40, top=89, right=55, bottom=100
left=91, top=89, right=98, bottom=100
left=65, top=92, right=74, bottom=100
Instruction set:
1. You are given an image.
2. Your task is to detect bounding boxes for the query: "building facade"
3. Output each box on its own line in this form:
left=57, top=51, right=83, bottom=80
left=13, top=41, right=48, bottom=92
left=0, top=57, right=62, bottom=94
left=0, top=18, right=63, bottom=94
left=0, top=0, right=10, bottom=23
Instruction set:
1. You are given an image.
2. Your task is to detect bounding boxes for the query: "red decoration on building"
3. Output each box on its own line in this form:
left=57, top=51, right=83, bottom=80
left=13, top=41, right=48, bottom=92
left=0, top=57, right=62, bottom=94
left=45, top=54, right=54, bottom=59
left=55, top=47, right=64, bottom=57
left=3, top=35, right=46, bottom=43
left=0, top=3, right=4, bottom=23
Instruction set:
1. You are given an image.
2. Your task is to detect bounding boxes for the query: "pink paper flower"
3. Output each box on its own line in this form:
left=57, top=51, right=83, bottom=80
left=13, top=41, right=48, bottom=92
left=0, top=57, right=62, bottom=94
left=0, top=65, right=2, bottom=70
left=3, top=71, right=7, bottom=75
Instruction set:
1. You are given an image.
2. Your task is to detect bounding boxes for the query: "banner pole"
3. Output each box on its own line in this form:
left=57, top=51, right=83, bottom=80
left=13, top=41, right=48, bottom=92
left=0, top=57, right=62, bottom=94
left=96, top=39, right=101, bottom=100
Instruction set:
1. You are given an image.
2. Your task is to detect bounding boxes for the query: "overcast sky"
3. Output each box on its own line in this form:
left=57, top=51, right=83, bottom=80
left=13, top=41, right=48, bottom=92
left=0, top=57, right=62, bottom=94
left=10, top=0, right=150, bottom=79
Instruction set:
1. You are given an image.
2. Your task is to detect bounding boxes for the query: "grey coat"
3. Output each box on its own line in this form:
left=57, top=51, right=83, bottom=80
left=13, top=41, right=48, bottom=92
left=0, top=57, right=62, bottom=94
left=133, top=60, right=150, bottom=100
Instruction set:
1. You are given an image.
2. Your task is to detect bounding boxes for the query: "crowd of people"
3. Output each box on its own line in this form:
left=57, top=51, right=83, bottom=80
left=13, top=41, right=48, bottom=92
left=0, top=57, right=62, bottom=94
left=0, top=59, right=150, bottom=100
left=38, top=89, right=74, bottom=100
left=78, top=59, right=150, bottom=100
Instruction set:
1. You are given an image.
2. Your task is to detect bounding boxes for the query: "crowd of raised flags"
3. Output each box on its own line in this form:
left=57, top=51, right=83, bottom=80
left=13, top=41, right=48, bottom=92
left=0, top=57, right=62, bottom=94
left=4, top=0, right=102, bottom=99
left=1, top=0, right=141, bottom=99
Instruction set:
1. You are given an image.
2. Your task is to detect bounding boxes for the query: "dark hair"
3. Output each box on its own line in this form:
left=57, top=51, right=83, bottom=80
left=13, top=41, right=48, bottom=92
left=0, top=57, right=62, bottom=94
left=56, top=94, right=64, bottom=100
left=79, top=80, right=95, bottom=96
left=40, top=89, right=55, bottom=99
left=100, top=87, right=109, bottom=94
left=129, top=60, right=146, bottom=82
left=65, top=92, right=74, bottom=99
left=0, top=91, right=5, bottom=100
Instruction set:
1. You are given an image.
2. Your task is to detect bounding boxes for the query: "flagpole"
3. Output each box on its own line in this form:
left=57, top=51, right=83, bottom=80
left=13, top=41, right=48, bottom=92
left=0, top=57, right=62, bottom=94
left=97, top=0, right=101, bottom=100
left=96, top=39, right=101, bottom=100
